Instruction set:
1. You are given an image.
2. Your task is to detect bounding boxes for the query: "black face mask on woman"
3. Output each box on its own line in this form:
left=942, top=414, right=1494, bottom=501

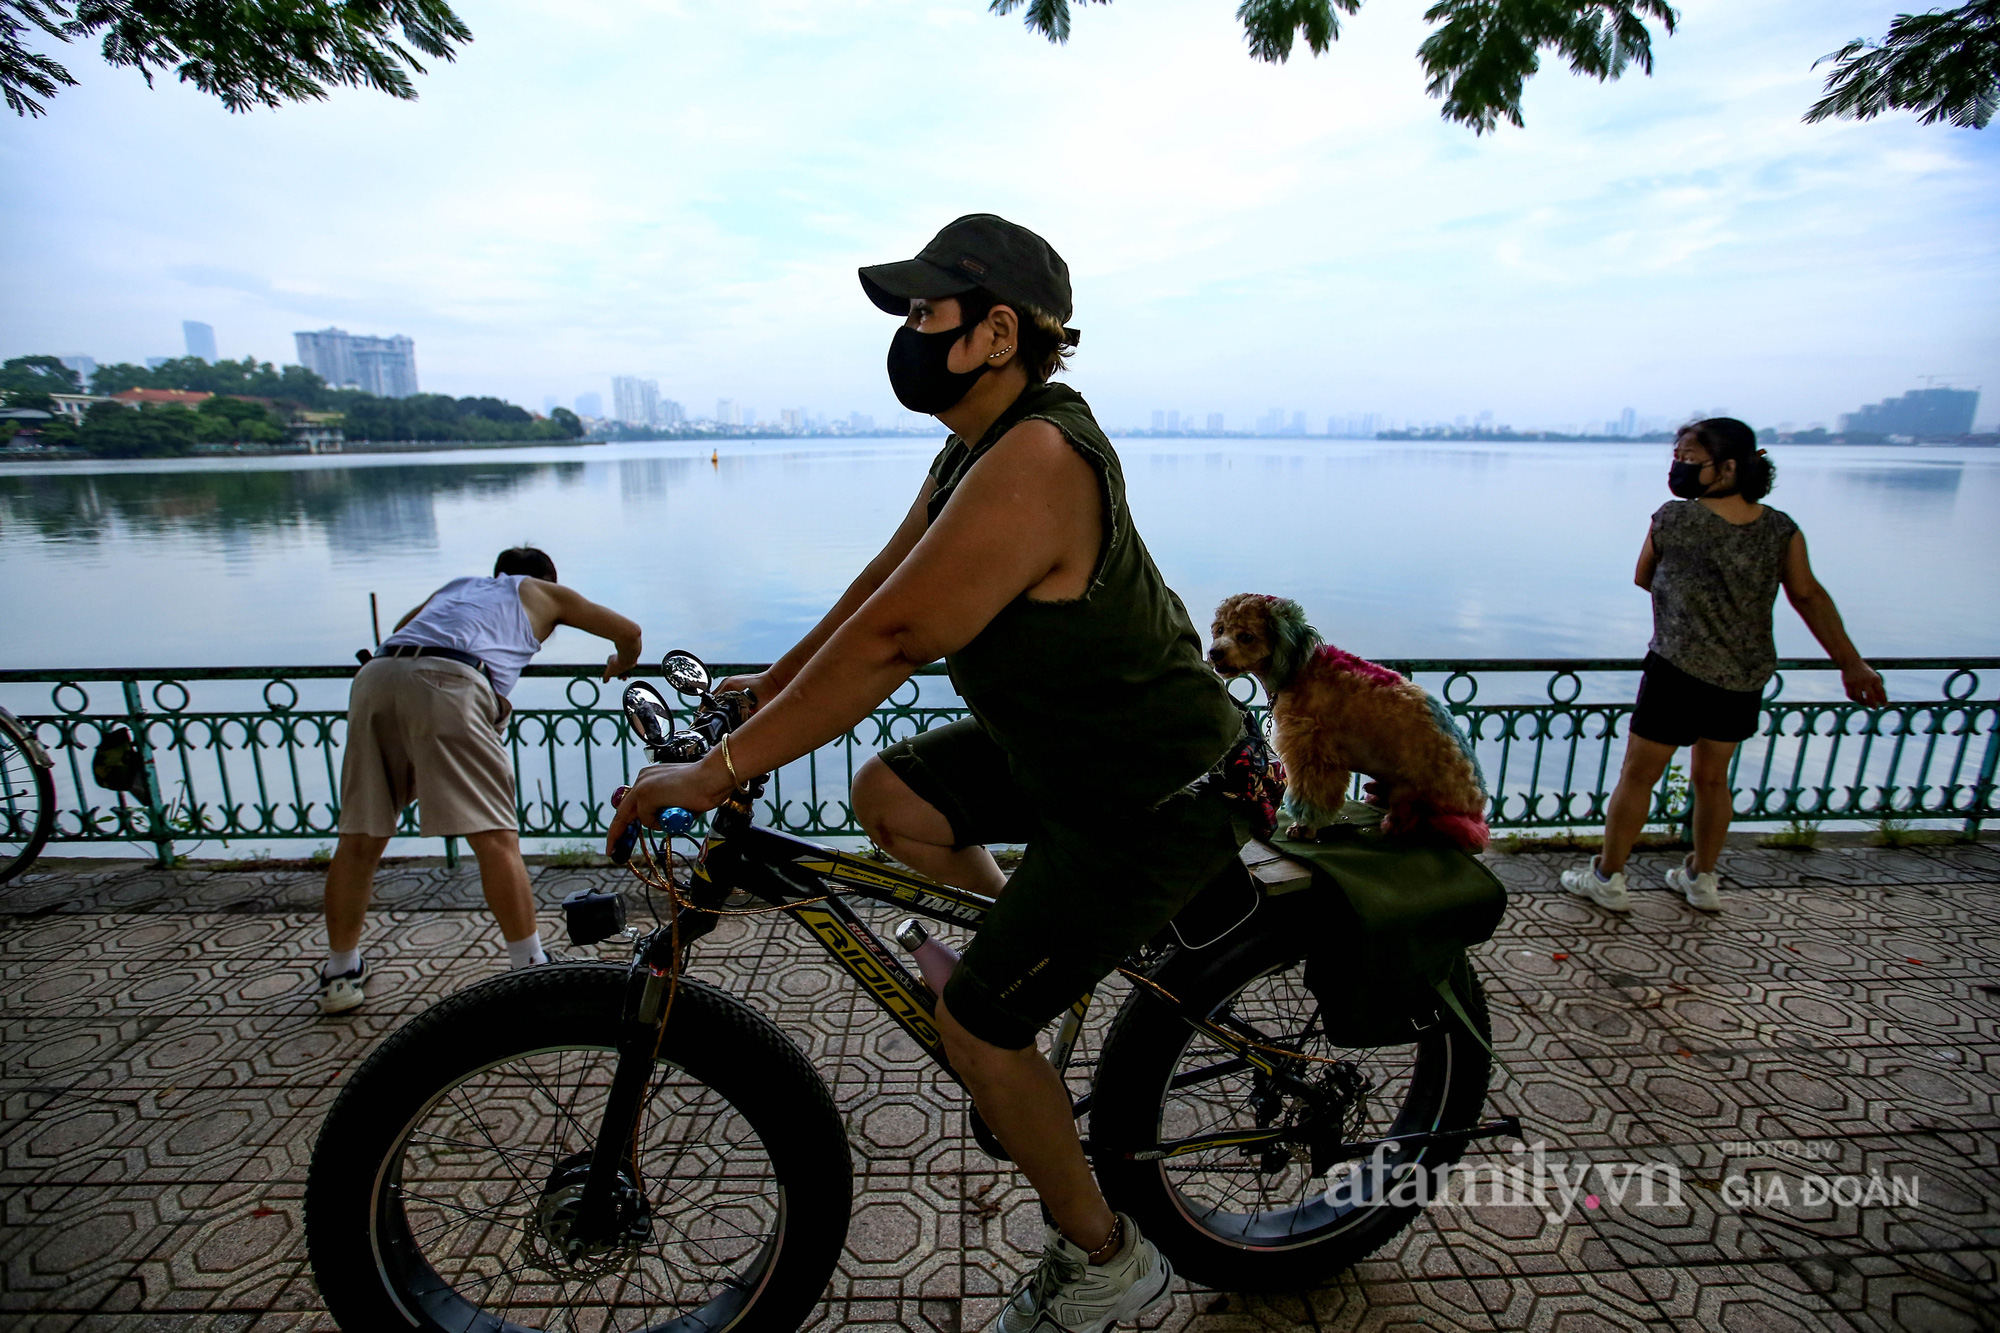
left=886, top=325, right=988, bottom=414
left=1668, top=460, right=1712, bottom=499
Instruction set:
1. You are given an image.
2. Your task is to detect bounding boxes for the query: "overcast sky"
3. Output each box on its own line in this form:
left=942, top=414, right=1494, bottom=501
left=2, top=0, right=1995, bottom=431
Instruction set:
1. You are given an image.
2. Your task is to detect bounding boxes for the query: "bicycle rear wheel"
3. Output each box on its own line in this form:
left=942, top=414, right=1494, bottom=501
left=0, top=708, right=55, bottom=885
left=1091, top=894, right=1491, bottom=1291
left=307, top=962, right=853, bottom=1332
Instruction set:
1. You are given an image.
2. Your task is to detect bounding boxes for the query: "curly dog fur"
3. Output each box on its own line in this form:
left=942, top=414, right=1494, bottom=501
left=1208, top=594, right=1490, bottom=850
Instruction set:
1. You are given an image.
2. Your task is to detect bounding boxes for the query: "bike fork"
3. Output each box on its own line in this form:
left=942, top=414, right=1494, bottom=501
left=574, top=961, right=674, bottom=1246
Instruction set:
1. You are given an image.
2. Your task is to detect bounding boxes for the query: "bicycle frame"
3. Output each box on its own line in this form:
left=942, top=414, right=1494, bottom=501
left=689, top=806, right=1003, bottom=1078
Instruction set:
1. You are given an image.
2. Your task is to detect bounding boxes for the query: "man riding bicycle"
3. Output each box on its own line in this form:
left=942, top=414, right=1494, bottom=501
left=609, top=215, right=1245, bottom=1331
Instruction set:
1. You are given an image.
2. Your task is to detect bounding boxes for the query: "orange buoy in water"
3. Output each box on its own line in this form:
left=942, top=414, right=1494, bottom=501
left=711, top=450, right=718, bottom=466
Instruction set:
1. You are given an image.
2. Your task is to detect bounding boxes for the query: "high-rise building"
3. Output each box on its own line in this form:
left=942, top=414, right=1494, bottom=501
left=849, top=411, right=875, bottom=433
left=1287, top=412, right=1307, bottom=436
left=58, top=355, right=96, bottom=387
left=575, top=391, right=603, bottom=418
left=715, top=399, right=738, bottom=427
left=659, top=399, right=685, bottom=427
left=182, top=321, right=217, bottom=362
left=1206, top=413, right=1225, bottom=432
left=1151, top=410, right=1166, bottom=431
left=1840, top=387, right=1979, bottom=437
left=612, top=376, right=661, bottom=426
left=1256, top=409, right=1284, bottom=435
left=294, top=328, right=419, bottom=397
left=1619, top=407, right=1636, bottom=437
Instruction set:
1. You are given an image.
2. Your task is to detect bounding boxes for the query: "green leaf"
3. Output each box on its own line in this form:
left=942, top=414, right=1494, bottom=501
left=1235, top=0, right=1360, bottom=63
left=6, top=0, right=470, bottom=116
left=1806, top=1, right=1998, bottom=129
left=1417, top=0, right=1678, bottom=132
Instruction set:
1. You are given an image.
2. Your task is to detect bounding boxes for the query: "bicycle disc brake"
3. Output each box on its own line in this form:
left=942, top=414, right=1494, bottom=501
left=522, top=1150, right=653, bottom=1278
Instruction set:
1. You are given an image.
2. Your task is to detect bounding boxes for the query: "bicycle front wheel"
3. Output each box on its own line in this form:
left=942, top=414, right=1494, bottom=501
left=0, top=708, right=55, bottom=885
left=306, top=962, right=853, bottom=1332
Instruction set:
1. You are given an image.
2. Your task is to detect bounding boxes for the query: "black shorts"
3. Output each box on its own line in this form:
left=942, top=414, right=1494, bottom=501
left=877, top=718, right=1243, bottom=1051
left=1630, top=651, right=1763, bottom=747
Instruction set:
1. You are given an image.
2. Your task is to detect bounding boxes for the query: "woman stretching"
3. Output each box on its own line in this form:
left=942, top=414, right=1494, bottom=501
left=1563, top=418, right=1886, bottom=912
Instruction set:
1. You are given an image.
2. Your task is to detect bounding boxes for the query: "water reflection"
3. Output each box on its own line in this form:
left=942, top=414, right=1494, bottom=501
left=1835, top=464, right=1962, bottom=496
left=618, top=457, right=696, bottom=504
left=0, top=462, right=562, bottom=551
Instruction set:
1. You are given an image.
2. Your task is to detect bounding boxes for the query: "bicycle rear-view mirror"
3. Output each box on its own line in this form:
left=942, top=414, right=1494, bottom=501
left=622, top=682, right=673, bottom=747
left=661, top=651, right=712, bottom=698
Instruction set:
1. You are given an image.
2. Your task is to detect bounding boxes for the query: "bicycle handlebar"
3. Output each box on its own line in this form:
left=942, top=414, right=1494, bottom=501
left=609, top=688, right=755, bottom=865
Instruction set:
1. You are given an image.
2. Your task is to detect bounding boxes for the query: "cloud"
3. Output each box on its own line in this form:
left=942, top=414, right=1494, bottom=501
left=1, top=0, right=1993, bottom=427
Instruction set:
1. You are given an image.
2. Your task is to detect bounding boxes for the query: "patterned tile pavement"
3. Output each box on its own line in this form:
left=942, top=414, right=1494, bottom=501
left=1, top=838, right=1996, bottom=1332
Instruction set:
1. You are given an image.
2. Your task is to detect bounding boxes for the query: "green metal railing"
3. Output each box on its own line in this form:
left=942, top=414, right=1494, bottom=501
left=1, top=658, right=1992, bottom=864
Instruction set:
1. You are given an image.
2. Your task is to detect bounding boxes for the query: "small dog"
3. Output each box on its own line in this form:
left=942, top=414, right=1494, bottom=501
left=1209, top=594, right=1490, bottom=851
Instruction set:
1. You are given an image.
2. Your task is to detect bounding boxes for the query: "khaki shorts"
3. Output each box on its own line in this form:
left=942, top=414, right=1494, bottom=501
left=337, top=656, right=517, bottom=838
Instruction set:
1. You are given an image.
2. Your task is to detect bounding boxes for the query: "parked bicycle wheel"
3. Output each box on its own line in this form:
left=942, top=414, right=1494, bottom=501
left=0, top=706, right=55, bottom=885
left=306, top=963, right=853, bottom=1332
left=1091, top=898, right=1491, bottom=1291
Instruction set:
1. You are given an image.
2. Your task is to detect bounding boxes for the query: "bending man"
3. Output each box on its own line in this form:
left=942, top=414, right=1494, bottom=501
left=321, top=547, right=641, bottom=1014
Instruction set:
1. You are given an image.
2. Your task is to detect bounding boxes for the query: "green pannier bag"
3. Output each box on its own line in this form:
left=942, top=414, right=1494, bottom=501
left=1268, top=802, right=1506, bottom=1048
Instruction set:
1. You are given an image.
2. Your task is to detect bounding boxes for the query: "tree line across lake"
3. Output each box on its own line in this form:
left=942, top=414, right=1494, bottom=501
left=0, top=355, right=584, bottom=458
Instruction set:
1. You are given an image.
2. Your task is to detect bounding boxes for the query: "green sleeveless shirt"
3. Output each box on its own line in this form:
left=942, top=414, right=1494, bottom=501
left=925, top=382, right=1242, bottom=811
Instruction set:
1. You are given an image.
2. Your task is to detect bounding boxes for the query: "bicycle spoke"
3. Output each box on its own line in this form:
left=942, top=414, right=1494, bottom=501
left=383, top=1042, right=782, bottom=1329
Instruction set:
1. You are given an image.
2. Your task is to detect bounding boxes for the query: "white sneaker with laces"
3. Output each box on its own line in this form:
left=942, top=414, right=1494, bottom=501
left=318, top=959, right=368, bottom=1014
left=1561, top=858, right=1631, bottom=911
left=1667, top=859, right=1722, bottom=911
left=993, top=1213, right=1172, bottom=1333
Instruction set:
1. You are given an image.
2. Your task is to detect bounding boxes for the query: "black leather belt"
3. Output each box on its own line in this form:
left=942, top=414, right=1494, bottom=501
left=372, top=643, right=494, bottom=683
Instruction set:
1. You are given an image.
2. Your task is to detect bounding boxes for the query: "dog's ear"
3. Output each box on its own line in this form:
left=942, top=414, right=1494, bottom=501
left=1266, top=598, right=1323, bottom=687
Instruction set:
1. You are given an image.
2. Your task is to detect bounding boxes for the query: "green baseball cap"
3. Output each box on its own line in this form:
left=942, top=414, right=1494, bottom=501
left=859, top=214, right=1080, bottom=347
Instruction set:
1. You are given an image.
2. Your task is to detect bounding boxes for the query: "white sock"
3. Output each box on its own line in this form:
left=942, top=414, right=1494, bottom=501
left=324, top=947, right=361, bottom=981
left=505, top=932, right=547, bottom=970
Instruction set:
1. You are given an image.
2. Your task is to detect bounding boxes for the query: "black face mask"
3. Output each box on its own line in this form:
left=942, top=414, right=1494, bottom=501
left=1668, top=460, right=1711, bottom=499
left=886, top=325, right=987, bottom=414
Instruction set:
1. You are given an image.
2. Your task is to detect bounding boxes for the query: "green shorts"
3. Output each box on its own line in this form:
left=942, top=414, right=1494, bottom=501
left=878, top=717, right=1244, bottom=1051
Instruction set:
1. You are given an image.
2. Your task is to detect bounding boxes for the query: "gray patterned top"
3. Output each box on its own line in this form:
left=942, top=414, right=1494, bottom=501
left=1648, top=500, right=1800, bottom=693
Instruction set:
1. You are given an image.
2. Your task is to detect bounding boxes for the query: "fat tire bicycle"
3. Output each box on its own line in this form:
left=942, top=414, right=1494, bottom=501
left=305, top=652, right=1509, bottom=1330
left=0, top=704, right=56, bottom=884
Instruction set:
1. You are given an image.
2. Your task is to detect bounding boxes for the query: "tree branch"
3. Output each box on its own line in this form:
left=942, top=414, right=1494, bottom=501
left=5, top=0, right=470, bottom=115
left=1418, top=0, right=1677, bottom=133
left=2, top=0, right=79, bottom=116
left=1806, top=0, right=1998, bottom=128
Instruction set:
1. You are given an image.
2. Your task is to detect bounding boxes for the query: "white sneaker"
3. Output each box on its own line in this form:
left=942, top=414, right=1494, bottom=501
left=1561, top=858, right=1631, bottom=911
left=994, top=1213, right=1172, bottom=1333
left=318, top=959, right=368, bottom=1014
left=1667, top=859, right=1722, bottom=911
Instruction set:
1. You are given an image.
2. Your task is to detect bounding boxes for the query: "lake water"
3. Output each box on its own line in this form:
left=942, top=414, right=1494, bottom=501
left=2, top=439, right=1995, bottom=671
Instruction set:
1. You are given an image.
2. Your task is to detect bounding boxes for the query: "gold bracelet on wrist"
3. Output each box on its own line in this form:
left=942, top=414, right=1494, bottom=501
left=720, top=734, right=742, bottom=789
